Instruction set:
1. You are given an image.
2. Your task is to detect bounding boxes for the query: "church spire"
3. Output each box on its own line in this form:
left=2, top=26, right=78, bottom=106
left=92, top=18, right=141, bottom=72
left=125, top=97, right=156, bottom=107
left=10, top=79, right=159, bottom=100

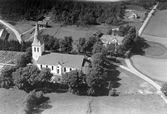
left=32, top=22, right=43, bottom=46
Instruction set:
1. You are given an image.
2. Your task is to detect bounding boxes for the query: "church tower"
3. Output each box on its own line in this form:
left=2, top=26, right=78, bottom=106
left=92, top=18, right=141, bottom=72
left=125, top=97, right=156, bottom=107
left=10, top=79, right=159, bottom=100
left=32, top=23, right=45, bottom=61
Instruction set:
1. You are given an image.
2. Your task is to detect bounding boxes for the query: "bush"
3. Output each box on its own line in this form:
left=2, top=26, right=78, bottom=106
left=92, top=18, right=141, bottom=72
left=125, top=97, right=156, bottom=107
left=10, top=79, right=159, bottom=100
left=161, top=83, right=167, bottom=96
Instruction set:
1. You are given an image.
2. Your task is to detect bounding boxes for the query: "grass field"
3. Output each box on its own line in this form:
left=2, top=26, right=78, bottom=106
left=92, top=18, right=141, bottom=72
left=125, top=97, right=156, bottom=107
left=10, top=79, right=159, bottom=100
left=117, top=68, right=157, bottom=95
left=143, top=10, right=167, bottom=38
left=43, top=93, right=167, bottom=114
left=0, top=88, right=27, bottom=114
left=131, top=55, right=167, bottom=82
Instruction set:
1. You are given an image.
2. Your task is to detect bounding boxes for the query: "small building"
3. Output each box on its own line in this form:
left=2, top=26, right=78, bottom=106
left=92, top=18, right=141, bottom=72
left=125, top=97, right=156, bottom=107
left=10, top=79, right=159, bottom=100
left=38, top=20, right=48, bottom=28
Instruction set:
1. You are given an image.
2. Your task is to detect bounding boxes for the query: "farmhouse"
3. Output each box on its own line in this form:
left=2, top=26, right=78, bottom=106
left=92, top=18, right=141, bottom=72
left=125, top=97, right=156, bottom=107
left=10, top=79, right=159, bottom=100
left=100, top=34, right=124, bottom=47
left=32, top=23, right=89, bottom=76
left=38, top=20, right=48, bottom=28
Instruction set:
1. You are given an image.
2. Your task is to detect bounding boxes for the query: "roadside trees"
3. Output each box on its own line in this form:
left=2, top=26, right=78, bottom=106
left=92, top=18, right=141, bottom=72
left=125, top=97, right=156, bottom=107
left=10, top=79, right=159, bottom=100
left=161, top=82, right=167, bottom=96
left=86, top=53, right=107, bottom=96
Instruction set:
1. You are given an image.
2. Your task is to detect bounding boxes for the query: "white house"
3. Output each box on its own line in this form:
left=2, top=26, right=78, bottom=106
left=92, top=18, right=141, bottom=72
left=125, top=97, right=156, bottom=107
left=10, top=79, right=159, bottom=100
left=32, top=23, right=89, bottom=76
left=100, top=34, right=124, bottom=47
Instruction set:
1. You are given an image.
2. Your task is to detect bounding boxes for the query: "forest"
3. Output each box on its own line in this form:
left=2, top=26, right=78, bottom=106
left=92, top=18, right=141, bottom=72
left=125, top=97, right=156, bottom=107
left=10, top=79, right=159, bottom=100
left=0, top=0, right=125, bottom=26
left=0, top=0, right=161, bottom=26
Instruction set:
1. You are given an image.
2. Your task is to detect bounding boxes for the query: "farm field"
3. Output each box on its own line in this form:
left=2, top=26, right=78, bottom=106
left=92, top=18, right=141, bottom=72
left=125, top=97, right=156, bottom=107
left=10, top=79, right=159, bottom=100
left=0, top=51, right=23, bottom=63
left=131, top=55, right=167, bottom=82
left=142, top=10, right=167, bottom=38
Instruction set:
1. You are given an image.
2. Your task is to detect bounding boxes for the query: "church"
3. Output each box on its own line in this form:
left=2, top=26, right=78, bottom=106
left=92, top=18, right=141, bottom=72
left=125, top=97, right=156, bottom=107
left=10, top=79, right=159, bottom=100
left=32, top=23, right=89, bottom=76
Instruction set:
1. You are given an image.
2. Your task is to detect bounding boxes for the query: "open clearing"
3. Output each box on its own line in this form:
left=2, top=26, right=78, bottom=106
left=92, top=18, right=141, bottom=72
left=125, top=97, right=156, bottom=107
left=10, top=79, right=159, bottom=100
left=131, top=55, right=167, bottom=82
left=142, top=10, right=167, bottom=38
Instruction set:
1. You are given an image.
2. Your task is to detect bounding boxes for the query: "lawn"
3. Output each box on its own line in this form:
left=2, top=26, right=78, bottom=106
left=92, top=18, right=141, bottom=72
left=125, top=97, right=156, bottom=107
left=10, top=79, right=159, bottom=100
left=91, top=95, right=167, bottom=114
left=0, top=88, right=27, bottom=114
left=142, top=10, right=167, bottom=38
left=43, top=93, right=89, bottom=114
left=131, top=55, right=167, bottom=82
left=117, top=68, right=157, bottom=95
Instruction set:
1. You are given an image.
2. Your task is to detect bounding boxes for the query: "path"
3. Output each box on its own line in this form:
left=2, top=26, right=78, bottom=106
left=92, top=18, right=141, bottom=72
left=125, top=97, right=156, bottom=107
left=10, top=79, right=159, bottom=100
left=21, top=26, right=35, bottom=35
left=0, top=19, right=22, bottom=43
left=138, top=2, right=159, bottom=36
left=125, top=58, right=167, bottom=103
left=105, top=58, right=167, bottom=103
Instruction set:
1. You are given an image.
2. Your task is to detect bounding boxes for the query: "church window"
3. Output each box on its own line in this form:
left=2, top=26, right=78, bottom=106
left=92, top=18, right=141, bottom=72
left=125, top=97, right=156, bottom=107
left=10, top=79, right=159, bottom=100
left=34, top=47, right=36, bottom=52
left=64, top=67, right=66, bottom=72
left=52, top=66, right=54, bottom=70
left=41, top=65, right=42, bottom=69
left=70, top=68, right=72, bottom=71
left=37, top=48, right=39, bottom=52
left=57, top=69, right=59, bottom=74
left=46, top=65, right=48, bottom=68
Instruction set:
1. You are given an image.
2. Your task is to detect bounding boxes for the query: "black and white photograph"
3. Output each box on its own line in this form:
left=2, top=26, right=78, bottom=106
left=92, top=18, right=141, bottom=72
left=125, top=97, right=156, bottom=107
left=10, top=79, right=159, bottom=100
left=0, top=0, right=167, bottom=114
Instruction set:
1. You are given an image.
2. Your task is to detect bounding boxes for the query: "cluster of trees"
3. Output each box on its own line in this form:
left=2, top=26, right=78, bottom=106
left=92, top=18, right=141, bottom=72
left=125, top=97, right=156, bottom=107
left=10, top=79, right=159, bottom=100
left=42, top=35, right=73, bottom=53
left=124, top=0, right=157, bottom=9
left=62, top=53, right=108, bottom=96
left=0, top=0, right=125, bottom=26
left=42, top=34, right=100, bottom=54
left=0, top=65, right=54, bottom=93
left=0, top=0, right=54, bottom=20
left=51, top=1, right=125, bottom=26
left=0, top=39, right=32, bottom=52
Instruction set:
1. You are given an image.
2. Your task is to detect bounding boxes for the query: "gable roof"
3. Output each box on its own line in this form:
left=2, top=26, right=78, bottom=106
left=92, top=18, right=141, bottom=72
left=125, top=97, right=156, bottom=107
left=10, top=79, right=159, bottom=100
left=37, top=53, right=85, bottom=68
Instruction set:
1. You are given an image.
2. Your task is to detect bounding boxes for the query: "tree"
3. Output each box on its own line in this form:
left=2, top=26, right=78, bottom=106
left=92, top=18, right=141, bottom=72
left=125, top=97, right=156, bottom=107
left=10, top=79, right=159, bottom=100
left=16, top=52, right=32, bottom=68
left=106, top=29, right=112, bottom=35
left=36, top=68, right=53, bottom=89
left=62, top=70, right=87, bottom=95
left=77, top=37, right=86, bottom=53
left=0, top=66, right=16, bottom=88
left=83, top=36, right=97, bottom=53
left=161, top=82, right=167, bottom=96
left=12, top=65, right=40, bottom=92
left=22, top=90, right=45, bottom=113
left=92, top=42, right=103, bottom=55
left=52, top=38, right=60, bottom=52
left=64, top=36, right=73, bottom=53
left=86, top=53, right=107, bottom=95
left=59, top=39, right=66, bottom=52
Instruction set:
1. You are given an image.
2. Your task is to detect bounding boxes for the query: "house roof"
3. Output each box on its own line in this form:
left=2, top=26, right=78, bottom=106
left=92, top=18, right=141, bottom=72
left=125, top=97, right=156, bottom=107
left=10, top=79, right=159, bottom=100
left=100, top=35, right=124, bottom=44
left=38, top=20, right=48, bottom=25
left=37, top=53, right=85, bottom=68
left=32, top=23, right=44, bottom=46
